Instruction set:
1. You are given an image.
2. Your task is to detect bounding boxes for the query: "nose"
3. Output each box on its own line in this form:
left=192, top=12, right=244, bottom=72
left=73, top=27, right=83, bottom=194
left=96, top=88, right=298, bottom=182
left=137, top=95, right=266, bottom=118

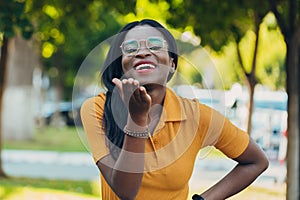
left=135, top=47, right=151, bottom=57
left=135, top=41, right=151, bottom=57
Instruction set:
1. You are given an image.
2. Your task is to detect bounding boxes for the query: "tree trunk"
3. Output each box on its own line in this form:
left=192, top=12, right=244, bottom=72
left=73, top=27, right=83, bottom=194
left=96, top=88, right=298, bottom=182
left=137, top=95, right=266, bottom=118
left=246, top=81, right=255, bottom=135
left=0, top=36, right=9, bottom=178
left=236, top=11, right=260, bottom=136
left=2, top=35, right=38, bottom=140
left=285, top=30, right=300, bottom=200
left=267, top=0, right=300, bottom=198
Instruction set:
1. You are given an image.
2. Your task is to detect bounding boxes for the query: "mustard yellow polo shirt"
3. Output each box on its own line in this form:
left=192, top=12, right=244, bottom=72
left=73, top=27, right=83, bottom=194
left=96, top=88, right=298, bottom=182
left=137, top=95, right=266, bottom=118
left=81, top=88, right=249, bottom=200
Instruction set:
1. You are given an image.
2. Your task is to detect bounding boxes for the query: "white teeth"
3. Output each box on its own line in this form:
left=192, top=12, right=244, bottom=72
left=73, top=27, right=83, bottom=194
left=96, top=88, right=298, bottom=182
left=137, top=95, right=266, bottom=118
left=135, top=64, right=156, bottom=70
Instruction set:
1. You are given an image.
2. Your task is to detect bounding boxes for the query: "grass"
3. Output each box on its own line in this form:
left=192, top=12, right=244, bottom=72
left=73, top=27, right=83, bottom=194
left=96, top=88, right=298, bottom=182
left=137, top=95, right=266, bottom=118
left=188, top=181, right=286, bottom=200
left=0, top=176, right=100, bottom=200
left=3, top=126, right=87, bottom=152
left=0, top=175, right=286, bottom=200
left=0, top=176, right=286, bottom=200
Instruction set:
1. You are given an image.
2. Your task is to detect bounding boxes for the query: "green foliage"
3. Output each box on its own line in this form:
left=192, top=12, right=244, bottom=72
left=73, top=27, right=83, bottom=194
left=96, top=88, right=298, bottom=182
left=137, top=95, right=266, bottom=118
left=28, top=0, right=123, bottom=100
left=211, top=16, right=286, bottom=90
left=268, top=0, right=299, bottom=38
left=165, top=0, right=256, bottom=50
left=0, top=0, right=33, bottom=39
left=211, top=43, right=245, bottom=89
left=256, top=18, right=286, bottom=90
left=161, top=0, right=286, bottom=89
left=2, top=0, right=288, bottom=97
left=101, top=0, right=137, bottom=16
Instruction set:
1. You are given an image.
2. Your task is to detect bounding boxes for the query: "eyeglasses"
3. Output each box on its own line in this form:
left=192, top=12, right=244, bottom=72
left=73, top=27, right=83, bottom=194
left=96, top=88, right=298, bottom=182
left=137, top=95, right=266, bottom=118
left=120, top=37, right=167, bottom=56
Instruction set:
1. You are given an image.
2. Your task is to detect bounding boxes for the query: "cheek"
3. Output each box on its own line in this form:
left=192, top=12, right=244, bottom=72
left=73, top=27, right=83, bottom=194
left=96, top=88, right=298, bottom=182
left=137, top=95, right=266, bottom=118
left=158, top=52, right=172, bottom=65
left=121, top=57, right=130, bottom=72
left=121, top=57, right=134, bottom=78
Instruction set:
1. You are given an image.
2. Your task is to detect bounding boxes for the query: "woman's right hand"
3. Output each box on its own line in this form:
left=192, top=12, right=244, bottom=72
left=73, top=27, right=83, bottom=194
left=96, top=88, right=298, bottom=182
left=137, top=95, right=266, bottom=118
left=112, top=78, right=151, bottom=126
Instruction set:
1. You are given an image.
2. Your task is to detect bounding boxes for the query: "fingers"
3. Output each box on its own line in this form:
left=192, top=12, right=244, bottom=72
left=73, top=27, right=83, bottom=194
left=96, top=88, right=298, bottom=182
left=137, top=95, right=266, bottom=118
left=112, top=77, right=138, bottom=93
left=139, top=86, right=151, bottom=103
left=112, top=78, right=123, bottom=90
left=112, top=78, right=151, bottom=104
left=112, top=78, right=124, bottom=99
left=122, top=78, right=139, bottom=96
left=112, top=78, right=140, bottom=102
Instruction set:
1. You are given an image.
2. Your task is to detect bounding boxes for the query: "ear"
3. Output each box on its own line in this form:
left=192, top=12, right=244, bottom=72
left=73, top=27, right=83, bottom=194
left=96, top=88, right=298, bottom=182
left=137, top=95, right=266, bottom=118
left=169, top=58, right=175, bottom=73
left=170, top=58, right=175, bottom=69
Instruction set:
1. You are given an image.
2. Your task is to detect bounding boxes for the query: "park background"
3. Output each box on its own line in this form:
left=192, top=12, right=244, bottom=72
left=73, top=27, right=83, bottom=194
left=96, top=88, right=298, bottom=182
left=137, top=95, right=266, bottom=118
left=0, top=0, right=299, bottom=199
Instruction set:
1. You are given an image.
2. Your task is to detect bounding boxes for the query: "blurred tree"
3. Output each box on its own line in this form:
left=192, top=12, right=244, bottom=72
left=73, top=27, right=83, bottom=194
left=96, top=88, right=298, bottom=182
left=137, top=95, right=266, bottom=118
left=252, top=14, right=286, bottom=90
left=0, top=0, right=123, bottom=178
left=29, top=0, right=123, bottom=101
left=0, top=0, right=34, bottom=177
left=212, top=19, right=286, bottom=90
left=165, top=0, right=271, bottom=135
left=268, top=1, right=300, bottom=199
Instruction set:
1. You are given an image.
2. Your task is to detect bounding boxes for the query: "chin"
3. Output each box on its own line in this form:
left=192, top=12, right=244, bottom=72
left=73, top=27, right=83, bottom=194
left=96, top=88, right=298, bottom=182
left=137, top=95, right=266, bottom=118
left=138, top=77, right=167, bottom=87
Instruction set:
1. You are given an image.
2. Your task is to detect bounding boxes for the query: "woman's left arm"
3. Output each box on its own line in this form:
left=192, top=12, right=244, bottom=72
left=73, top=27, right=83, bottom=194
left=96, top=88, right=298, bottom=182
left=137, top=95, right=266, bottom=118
left=199, top=138, right=269, bottom=200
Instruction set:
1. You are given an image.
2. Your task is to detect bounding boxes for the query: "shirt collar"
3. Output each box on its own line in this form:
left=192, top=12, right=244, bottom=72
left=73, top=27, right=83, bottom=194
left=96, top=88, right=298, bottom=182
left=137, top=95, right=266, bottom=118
left=162, top=88, right=187, bottom=122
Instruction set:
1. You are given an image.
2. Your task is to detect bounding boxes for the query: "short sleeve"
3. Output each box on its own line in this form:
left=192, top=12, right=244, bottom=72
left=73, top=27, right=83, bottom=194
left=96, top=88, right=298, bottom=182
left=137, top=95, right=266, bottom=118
left=198, top=103, right=249, bottom=159
left=214, top=117, right=250, bottom=158
left=80, top=94, right=109, bottom=163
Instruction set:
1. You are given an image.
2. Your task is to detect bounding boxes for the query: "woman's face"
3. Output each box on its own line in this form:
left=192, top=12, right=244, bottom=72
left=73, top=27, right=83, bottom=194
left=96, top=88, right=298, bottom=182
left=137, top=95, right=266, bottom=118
left=121, top=25, right=174, bottom=86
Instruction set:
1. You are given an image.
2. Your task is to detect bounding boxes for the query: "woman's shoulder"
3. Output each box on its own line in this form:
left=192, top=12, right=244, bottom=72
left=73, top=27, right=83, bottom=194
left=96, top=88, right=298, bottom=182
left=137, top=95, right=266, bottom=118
left=174, top=92, right=201, bottom=109
left=80, top=92, right=106, bottom=112
left=174, top=92, right=218, bottom=122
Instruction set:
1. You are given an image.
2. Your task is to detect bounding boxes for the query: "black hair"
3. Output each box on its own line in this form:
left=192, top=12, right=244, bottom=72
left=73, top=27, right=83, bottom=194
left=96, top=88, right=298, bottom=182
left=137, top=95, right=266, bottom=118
left=101, top=19, right=178, bottom=159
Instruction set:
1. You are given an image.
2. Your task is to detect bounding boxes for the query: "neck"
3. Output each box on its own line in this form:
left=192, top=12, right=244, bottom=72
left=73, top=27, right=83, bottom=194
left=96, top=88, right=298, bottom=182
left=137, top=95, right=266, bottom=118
left=144, top=84, right=166, bottom=106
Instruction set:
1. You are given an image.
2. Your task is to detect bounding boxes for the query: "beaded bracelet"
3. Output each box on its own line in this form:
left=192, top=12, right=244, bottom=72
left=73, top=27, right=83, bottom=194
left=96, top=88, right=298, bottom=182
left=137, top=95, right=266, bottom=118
left=123, top=125, right=150, bottom=138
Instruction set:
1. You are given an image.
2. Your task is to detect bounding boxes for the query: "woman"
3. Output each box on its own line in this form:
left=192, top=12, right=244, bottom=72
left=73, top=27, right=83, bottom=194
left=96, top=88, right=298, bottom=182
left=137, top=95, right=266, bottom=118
left=81, top=19, right=269, bottom=200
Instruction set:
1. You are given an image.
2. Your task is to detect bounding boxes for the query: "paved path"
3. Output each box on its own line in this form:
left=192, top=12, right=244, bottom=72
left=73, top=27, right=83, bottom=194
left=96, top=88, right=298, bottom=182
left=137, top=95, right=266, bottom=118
left=2, top=149, right=286, bottom=189
left=3, top=150, right=99, bottom=181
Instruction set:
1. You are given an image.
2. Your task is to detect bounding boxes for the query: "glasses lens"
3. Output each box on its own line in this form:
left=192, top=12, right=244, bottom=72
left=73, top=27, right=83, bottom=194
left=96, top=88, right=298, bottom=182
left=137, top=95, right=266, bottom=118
left=147, top=37, right=164, bottom=51
left=121, top=37, right=165, bottom=56
left=122, top=40, right=139, bottom=55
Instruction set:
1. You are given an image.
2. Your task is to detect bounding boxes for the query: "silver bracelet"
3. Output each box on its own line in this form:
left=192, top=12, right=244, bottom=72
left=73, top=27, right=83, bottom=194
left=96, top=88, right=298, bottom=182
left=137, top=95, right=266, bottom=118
left=123, top=125, right=150, bottom=138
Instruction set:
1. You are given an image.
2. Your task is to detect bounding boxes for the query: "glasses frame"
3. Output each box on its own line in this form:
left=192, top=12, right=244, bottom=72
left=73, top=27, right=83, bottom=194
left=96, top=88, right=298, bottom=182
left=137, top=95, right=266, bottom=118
left=120, top=37, right=168, bottom=57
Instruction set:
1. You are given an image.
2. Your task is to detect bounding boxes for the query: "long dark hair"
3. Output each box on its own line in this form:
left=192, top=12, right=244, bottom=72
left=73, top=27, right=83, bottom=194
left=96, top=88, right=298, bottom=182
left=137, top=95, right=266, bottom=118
left=101, top=19, right=178, bottom=159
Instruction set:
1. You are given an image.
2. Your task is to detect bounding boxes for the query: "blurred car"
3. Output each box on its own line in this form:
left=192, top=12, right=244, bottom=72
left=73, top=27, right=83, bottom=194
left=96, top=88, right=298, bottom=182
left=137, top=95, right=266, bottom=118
left=42, top=99, right=85, bottom=126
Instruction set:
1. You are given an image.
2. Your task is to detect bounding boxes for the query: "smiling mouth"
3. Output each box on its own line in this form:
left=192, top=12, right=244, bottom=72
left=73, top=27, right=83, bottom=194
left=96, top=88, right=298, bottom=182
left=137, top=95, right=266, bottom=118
left=134, top=64, right=156, bottom=73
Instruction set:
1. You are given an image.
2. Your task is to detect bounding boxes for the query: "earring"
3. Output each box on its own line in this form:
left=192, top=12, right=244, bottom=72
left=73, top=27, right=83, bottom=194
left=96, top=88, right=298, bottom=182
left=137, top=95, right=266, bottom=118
left=170, top=67, right=175, bottom=73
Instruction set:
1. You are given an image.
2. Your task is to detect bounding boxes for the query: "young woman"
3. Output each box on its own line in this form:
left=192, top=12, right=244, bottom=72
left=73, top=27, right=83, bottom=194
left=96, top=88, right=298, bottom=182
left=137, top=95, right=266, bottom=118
left=80, top=19, right=269, bottom=200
